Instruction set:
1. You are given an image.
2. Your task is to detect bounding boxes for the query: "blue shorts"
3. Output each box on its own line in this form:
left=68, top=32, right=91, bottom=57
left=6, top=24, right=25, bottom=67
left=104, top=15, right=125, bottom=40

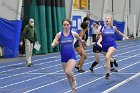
left=102, top=43, right=117, bottom=52
left=61, top=54, right=77, bottom=62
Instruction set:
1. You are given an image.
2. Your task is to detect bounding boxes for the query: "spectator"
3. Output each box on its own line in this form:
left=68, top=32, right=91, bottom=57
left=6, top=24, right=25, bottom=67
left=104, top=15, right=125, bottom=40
left=20, top=18, right=37, bottom=67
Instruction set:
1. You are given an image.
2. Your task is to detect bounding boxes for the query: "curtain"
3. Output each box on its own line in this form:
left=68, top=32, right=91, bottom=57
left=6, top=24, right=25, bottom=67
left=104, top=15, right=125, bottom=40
left=24, top=0, right=66, bottom=54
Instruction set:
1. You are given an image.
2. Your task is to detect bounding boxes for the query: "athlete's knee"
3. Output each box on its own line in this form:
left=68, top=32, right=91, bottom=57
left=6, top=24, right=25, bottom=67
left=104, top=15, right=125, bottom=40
left=65, top=69, right=71, bottom=76
left=105, top=55, right=111, bottom=62
left=96, top=60, right=100, bottom=63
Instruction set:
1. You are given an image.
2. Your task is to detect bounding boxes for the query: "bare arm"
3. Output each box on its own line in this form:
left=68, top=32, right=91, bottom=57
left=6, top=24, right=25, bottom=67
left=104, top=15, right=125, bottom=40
left=72, top=31, right=82, bottom=41
left=114, top=26, right=129, bottom=40
left=79, top=30, right=86, bottom=38
left=51, top=32, right=61, bottom=48
left=95, top=26, right=101, bottom=39
left=97, top=33, right=102, bottom=48
left=72, top=31, right=86, bottom=44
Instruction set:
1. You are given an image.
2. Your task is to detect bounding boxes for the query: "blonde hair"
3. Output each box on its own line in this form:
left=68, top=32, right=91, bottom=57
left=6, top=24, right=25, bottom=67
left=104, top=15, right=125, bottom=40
left=105, top=16, right=112, bottom=20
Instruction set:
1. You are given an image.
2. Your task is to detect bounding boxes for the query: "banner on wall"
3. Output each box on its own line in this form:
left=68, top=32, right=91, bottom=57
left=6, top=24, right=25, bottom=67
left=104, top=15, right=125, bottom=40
left=71, top=15, right=95, bottom=36
left=113, top=20, right=125, bottom=40
left=71, top=16, right=82, bottom=34
left=70, top=16, right=126, bottom=39
left=0, top=17, right=22, bottom=58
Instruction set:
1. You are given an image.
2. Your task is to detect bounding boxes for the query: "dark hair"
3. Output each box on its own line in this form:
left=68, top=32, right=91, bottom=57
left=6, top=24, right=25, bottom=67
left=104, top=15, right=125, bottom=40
left=81, top=22, right=88, bottom=29
left=97, top=21, right=100, bottom=25
left=83, top=17, right=89, bottom=22
left=62, top=19, right=71, bottom=25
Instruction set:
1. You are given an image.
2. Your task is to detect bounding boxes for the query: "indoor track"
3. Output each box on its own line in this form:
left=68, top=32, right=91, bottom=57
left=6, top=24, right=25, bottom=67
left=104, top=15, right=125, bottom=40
left=0, top=39, right=140, bottom=93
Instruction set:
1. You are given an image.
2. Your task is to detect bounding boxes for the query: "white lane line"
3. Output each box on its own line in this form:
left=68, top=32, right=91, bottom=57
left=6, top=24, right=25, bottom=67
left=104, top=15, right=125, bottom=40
left=0, top=41, right=136, bottom=69
left=0, top=46, right=140, bottom=86
left=64, top=61, right=140, bottom=93
left=0, top=42, right=139, bottom=75
left=1, top=48, right=140, bottom=80
left=0, top=72, right=135, bottom=75
left=0, top=42, right=139, bottom=89
left=1, top=52, right=139, bottom=90
left=1, top=45, right=139, bottom=80
left=0, top=55, right=60, bottom=69
left=22, top=54, right=140, bottom=93
left=102, top=72, right=140, bottom=93
left=0, top=47, right=139, bottom=93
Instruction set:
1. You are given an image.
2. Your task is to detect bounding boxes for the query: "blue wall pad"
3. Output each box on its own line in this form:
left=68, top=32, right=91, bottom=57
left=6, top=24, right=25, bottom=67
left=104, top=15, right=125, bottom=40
left=0, top=17, right=22, bottom=58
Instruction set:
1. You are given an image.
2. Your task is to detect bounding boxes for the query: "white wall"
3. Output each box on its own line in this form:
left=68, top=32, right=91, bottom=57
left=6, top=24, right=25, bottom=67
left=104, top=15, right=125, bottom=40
left=113, top=0, right=126, bottom=21
left=72, top=10, right=87, bottom=20
left=104, top=0, right=112, bottom=12
left=131, top=0, right=140, bottom=36
left=65, top=0, right=73, bottom=19
left=90, top=0, right=104, bottom=21
left=70, top=0, right=140, bottom=37
left=0, top=0, right=22, bottom=20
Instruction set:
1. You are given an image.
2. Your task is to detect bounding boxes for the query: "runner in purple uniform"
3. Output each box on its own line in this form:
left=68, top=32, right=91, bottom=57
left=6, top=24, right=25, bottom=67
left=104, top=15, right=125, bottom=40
left=97, top=16, right=129, bottom=79
left=51, top=19, right=85, bottom=93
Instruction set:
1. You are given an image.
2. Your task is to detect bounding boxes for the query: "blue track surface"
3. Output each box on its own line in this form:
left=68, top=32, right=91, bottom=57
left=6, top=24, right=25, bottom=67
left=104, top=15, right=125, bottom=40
left=0, top=39, right=140, bottom=93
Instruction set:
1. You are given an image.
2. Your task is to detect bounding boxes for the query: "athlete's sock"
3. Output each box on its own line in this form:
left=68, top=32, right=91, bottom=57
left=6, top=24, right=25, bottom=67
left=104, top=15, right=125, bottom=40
left=91, top=61, right=98, bottom=68
left=110, top=62, right=113, bottom=68
left=113, top=59, right=118, bottom=67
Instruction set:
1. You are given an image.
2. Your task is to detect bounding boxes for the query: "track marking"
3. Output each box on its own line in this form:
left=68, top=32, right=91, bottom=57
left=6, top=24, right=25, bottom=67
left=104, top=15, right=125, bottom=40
left=64, top=61, right=140, bottom=93
left=102, top=72, right=140, bottom=93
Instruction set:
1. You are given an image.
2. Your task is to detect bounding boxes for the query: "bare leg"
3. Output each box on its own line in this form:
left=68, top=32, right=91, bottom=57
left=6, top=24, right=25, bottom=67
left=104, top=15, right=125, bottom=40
left=94, top=52, right=101, bottom=63
left=104, top=47, right=116, bottom=79
left=78, top=47, right=86, bottom=70
left=75, top=45, right=86, bottom=72
left=62, top=59, right=77, bottom=93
